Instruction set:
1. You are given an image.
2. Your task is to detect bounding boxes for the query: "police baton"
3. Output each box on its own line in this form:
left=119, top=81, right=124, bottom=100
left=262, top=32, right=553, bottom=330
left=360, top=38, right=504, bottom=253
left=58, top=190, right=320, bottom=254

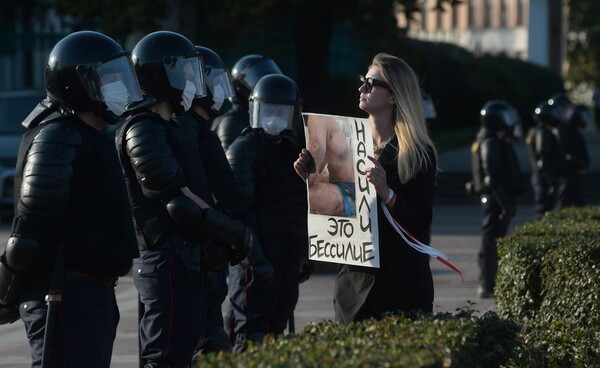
left=41, top=244, right=66, bottom=368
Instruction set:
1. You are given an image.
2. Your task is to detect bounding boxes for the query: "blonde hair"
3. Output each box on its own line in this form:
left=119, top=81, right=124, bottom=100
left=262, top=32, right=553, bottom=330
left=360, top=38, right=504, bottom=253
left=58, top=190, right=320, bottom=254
left=371, top=53, right=437, bottom=183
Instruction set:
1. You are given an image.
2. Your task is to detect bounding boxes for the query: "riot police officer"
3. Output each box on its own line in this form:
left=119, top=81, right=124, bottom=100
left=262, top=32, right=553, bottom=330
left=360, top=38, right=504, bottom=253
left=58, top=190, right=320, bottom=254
left=0, top=31, right=141, bottom=367
left=470, top=100, right=523, bottom=298
left=211, top=54, right=282, bottom=151
left=526, top=101, right=568, bottom=220
left=561, top=103, right=592, bottom=207
left=548, top=93, right=591, bottom=208
left=226, top=74, right=311, bottom=352
left=172, top=45, right=237, bottom=354
left=115, top=31, right=252, bottom=367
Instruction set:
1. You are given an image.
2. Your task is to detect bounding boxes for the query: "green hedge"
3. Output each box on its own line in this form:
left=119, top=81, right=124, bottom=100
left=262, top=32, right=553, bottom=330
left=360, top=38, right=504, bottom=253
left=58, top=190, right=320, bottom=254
left=197, top=309, right=521, bottom=367
left=496, top=206, right=600, bottom=367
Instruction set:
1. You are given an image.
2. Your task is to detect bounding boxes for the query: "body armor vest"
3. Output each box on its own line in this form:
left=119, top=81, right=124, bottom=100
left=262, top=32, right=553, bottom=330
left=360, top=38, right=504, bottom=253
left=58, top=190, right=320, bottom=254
left=230, top=130, right=308, bottom=258
left=14, top=115, right=138, bottom=277
left=116, top=111, right=215, bottom=250
left=471, top=129, right=522, bottom=196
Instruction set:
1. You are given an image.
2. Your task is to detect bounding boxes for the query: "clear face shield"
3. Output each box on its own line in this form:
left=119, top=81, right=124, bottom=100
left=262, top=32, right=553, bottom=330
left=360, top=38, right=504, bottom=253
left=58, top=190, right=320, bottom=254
left=504, top=107, right=522, bottom=139
left=250, top=101, right=294, bottom=136
left=205, top=66, right=234, bottom=111
left=163, top=55, right=206, bottom=111
left=79, top=54, right=143, bottom=116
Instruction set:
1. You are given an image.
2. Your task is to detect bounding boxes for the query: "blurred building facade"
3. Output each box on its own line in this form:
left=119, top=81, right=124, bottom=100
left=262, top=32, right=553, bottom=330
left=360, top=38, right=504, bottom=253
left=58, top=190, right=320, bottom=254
left=397, top=0, right=565, bottom=75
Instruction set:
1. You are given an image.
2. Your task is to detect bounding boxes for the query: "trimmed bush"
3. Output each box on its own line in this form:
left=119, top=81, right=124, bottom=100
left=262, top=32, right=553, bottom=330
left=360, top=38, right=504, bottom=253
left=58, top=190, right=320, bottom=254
left=496, top=206, right=600, bottom=367
left=196, top=309, right=522, bottom=367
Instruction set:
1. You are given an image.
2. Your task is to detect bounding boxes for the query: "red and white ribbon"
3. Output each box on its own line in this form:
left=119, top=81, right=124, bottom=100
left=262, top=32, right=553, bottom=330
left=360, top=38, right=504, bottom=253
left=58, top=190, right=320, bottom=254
left=382, top=205, right=463, bottom=281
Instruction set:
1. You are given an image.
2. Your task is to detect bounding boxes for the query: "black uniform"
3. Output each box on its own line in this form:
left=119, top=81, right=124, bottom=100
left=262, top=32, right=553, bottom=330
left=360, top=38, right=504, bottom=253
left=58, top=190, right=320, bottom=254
left=117, top=109, right=246, bottom=366
left=226, top=129, right=308, bottom=349
left=526, top=123, right=567, bottom=220
left=174, top=110, right=235, bottom=353
left=211, top=103, right=249, bottom=152
left=120, top=31, right=252, bottom=367
left=0, top=30, right=143, bottom=368
left=557, top=122, right=590, bottom=208
left=8, top=109, right=138, bottom=367
left=471, top=128, right=522, bottom=296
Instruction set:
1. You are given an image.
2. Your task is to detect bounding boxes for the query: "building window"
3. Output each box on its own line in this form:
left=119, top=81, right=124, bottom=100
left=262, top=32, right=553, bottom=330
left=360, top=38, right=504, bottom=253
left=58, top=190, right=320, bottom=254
left=451, top=3, right=459, bottom=29
left=500, top=0, right=508, bottom=27
left=483, top=0, right=492, bottom=28
left=517, top=0, right=524, bottom=26
left=468, top=0, right=476, bottom=27
left=436, top=7, right=443, bottom=30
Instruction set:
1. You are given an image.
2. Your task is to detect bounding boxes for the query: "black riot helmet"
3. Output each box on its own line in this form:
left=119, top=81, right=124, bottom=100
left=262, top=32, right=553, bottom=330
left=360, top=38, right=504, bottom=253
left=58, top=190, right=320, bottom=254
left=230, top=54, right=282, bottom=106
left=193, top=46, right=235, bottom=117
left=548, top=92, right=574, bottom=123
left=249, top=74, right=302, bottom=136
left=533, top=100, right=564, bottom=127
left=571, top=104, right=593, bottom=129
left=45, top=31, right=142, bottom=124
left=132, top=31, right=205, bottom=116
left=480, top=100, right=522, bottom=138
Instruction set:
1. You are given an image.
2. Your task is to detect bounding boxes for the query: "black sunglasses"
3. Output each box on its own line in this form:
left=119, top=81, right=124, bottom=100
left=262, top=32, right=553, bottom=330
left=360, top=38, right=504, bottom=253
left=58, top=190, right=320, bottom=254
left=358, top=74, right=390, bottom=93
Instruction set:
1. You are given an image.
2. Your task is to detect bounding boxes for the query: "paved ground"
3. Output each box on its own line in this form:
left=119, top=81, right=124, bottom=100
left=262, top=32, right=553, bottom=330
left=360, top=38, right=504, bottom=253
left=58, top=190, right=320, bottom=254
left=0, top=202, right=536, bottom=367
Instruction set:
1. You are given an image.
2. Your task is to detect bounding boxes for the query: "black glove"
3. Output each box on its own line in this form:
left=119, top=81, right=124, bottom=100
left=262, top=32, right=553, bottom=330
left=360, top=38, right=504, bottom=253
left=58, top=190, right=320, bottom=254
left=247, top=260, right=274, bottom=290
left=0, top=302, right=19, bottom=325
left=231, top=226, right=253, bottom=266
left=499, top=203, right=516, bottom=221
left=298, top=258, right=315, bottom=283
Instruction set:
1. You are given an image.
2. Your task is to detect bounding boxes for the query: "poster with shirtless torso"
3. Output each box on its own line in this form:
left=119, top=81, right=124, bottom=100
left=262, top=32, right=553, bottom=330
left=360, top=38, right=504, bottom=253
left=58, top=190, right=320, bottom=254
left=302, top=113, right=380, bottom=268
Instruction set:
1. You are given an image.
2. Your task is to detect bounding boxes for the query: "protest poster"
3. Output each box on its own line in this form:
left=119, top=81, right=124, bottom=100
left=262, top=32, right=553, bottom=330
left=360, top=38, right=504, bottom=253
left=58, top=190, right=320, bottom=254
left=302, top=113, right=379, bottom=268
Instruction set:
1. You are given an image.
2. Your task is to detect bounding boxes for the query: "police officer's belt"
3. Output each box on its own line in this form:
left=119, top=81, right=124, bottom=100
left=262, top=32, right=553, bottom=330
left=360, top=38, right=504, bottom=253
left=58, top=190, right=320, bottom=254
left=66, top=271, right=119, bottom=288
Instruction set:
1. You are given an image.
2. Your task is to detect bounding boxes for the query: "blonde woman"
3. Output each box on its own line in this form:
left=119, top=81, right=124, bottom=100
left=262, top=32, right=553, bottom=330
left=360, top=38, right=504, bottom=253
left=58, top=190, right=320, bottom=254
left=294, top=53, right=437, bottom=323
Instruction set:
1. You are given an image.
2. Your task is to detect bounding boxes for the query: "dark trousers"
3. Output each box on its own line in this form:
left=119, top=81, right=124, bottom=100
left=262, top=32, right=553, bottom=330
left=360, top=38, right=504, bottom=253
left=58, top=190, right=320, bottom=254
left=531, top=172, right=558, bottom=220
left=228, top=256, right=300, bottom=350
left=199, top=268, right=229, bottom=353
left=479, top=194, right=512, bottom=293
left=133, top=248, right=206, bottom=368
left=19, top=279, right=119, bottom=368
left=558, top=169, right=585, bottom=208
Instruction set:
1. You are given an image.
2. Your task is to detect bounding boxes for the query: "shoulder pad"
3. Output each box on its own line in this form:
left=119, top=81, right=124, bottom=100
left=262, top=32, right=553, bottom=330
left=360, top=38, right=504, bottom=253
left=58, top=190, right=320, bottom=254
left=21, top=122, right=80, bottom=213
left=470, top=142, right=480, bottom=153
left=34, top=121, right=82, bottom=147
left=21, top=98, right=55, bottom=129
left=227, top=134, right=258, bottom=160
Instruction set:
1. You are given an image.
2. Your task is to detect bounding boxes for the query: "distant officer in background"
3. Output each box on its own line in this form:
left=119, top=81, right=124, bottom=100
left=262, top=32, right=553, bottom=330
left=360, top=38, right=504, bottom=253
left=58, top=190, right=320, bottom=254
left=526, top=101, right=568, bottom=220
left=211, top=54, right=282, bottom=151
left=548, top=93, right=591, bottom=209
left=0, top=31, right=141, bottom=367
left=561, top=103, right=592, bottom=207
left=226, top=74, right=311, bottom=352
left=469, top=100, right=523, bottom=298
left=172, top=45, right=237, bottom=354
left=116, top=31, right=252, bottom=367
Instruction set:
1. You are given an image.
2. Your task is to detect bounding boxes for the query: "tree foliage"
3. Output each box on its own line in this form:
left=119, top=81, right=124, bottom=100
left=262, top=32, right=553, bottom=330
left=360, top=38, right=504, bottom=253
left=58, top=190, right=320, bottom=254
left=566, top=0, right=600, bottom=88
left=21, top=0, right=455, bottom=111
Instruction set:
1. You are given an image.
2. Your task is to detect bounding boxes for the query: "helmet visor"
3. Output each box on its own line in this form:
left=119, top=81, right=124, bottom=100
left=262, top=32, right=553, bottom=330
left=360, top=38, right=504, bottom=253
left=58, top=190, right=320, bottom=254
left=205, top=67, right=235, bottom=100
left=80, top=54, right=143, bottom=107
left=250, top=101, right=294, bottom=135
left=164, top=56, right=206, bottom=97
